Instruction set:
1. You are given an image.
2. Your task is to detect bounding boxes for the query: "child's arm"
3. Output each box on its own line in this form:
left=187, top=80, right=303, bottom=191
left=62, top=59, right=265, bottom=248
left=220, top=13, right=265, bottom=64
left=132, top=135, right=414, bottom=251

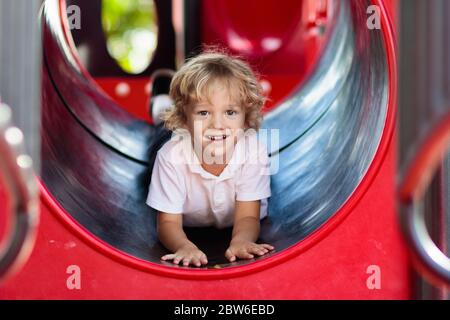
left=158, top=212, right=208, bottom=267
left=225, top=200, right=274, bottom=262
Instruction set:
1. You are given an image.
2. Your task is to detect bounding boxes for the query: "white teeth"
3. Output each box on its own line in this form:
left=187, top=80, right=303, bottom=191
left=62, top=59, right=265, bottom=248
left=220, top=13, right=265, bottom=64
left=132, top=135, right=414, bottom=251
left=207, top=135, right=228, bottom=141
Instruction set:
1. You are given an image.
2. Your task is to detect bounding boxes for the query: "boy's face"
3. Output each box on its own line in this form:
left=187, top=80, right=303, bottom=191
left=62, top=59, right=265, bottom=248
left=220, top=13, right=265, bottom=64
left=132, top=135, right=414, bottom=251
left=184, top=80, right=246, bottom=165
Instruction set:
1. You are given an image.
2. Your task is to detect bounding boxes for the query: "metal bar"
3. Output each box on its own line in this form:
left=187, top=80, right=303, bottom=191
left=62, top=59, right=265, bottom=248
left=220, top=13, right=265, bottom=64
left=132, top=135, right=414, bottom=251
left=0, top=0, right=42, bottom=173
left=398, top=0, right=450, bottom=294
left=0, top=103, right=39, bottom=282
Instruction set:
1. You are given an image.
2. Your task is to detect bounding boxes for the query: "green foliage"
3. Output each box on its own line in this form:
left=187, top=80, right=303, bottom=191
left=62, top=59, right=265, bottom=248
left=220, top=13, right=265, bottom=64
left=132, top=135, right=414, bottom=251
left=102, top=0, right=157, bottom=74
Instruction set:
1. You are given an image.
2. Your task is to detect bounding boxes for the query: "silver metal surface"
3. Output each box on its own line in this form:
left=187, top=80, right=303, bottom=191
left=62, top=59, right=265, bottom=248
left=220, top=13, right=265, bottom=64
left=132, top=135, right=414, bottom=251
left=41, top=0, right=389, bottom=266
left=405, top=200, right=450, bottom=283
left=398, top=0, right=450, bottom=293
left=0, top=0, right=42, bottom=171
left=260, top=0, right=388, bottom=247
left=42, top=0, right=153, bottom=163
left=0, top=103, right=39, bottom=281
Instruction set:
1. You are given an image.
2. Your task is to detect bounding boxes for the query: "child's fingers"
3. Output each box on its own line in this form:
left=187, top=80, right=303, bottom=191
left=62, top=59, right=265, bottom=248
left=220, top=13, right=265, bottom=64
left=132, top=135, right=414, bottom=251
left=173, top=256, right=183, bottom=265
left=249, top=246, right=266, bottom=256
left=191, top=256, right=201, bottom=267
left=236, top=249, right=254, bottom=260
left=182, top=257, right=192, bottom=266
left=161, top=254, right=176, bottom=261
left=244, top=253, right=254, bottom=259
left=225, top=249, right=236, bottom=262
left=200, top=254, right=208, bottom=265
left=260, top=244, right=275, bottom=251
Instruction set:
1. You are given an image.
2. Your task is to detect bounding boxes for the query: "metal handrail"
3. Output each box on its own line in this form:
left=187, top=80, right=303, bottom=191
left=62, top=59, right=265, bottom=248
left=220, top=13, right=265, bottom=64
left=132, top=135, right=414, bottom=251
left=0, top=103, right=39, bottom=282
left=399, top=115, right=450, bottom=286
left=404, top=200, right=450, bottom=283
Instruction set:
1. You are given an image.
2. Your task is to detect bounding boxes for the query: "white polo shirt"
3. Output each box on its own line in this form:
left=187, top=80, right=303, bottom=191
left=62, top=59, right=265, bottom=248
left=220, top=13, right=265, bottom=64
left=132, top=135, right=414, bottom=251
left=146, top=129, right=271, bottom=229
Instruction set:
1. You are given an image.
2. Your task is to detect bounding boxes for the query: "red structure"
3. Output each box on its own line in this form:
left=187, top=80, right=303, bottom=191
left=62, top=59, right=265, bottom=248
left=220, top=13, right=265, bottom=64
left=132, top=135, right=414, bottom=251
left=0, top=0, right=418, bottom=299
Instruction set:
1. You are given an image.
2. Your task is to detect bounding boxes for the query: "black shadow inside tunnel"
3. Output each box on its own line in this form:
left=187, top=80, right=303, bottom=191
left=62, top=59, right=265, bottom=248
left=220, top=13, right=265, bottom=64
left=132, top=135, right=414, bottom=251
left=40, top=0, right=392, bottom=269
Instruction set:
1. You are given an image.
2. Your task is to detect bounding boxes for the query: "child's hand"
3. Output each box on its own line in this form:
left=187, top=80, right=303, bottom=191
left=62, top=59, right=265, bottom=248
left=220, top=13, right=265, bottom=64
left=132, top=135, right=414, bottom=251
left=161, top=244, right=208, bottom=267
left=225, top=240, right=274, bottom=262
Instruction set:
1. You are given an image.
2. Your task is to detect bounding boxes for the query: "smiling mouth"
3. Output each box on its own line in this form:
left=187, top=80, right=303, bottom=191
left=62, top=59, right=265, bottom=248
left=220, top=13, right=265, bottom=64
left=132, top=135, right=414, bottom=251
left=206, top=135, right=229, bottom=141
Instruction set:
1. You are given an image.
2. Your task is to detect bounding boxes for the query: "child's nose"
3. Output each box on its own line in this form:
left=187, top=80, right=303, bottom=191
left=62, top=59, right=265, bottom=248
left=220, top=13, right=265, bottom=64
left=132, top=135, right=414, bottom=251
left=211, top=113, right=225, bottom=129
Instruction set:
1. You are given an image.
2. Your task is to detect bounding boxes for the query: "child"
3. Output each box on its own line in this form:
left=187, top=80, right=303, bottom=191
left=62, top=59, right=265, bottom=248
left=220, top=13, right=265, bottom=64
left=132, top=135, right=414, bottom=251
left=147, top=51, right=274, bottom=267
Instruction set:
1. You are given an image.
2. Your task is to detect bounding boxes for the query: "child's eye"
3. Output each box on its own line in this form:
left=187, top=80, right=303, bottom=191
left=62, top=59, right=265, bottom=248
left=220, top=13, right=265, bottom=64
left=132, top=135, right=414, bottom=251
left=226, top=110, right=237, bottom=116
left=197, top=111, right=209, bottom=116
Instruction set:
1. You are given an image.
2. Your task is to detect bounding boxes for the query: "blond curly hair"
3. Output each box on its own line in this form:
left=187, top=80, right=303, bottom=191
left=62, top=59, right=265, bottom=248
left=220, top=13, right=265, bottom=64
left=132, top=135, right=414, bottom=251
left=161, top=50, right=266, bottom=131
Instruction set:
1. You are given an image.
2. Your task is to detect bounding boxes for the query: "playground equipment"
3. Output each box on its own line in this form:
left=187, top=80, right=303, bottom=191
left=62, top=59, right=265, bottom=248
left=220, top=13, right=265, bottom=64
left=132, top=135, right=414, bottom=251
left=3, top=0, right=446, bottom=299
